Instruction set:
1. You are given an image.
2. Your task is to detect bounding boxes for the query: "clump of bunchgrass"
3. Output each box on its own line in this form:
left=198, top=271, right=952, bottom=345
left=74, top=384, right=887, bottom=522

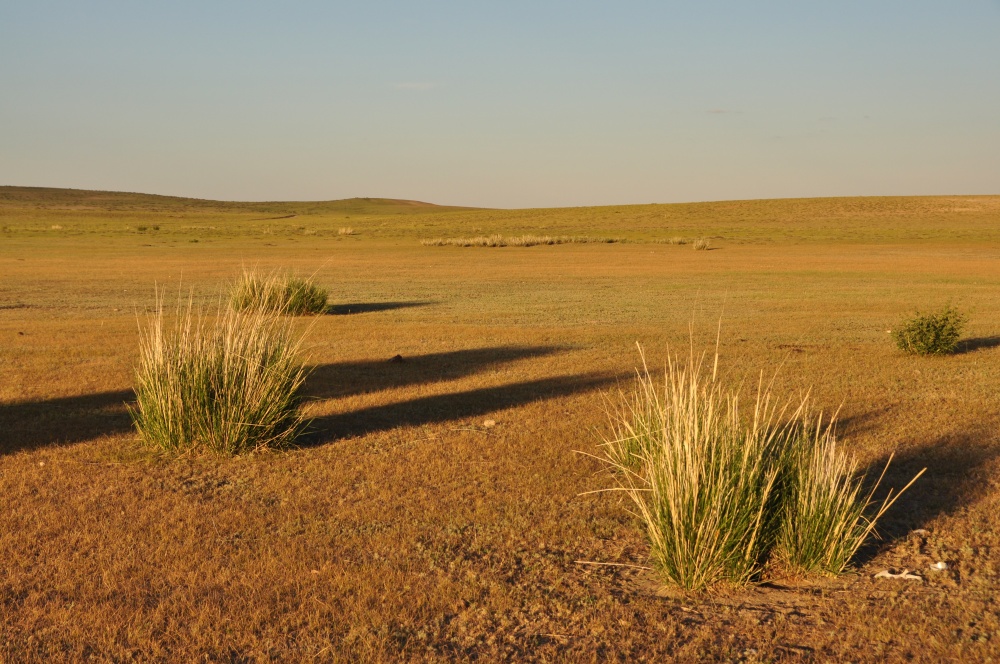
left=597, top=343, right=923, bottom=589
left=777, top=419, right=924, bottom=574
left=693, top=238, right=711, bottom=250
left=228, top=269, right=328, bottom=315
left=130, top=294, right=309, bottom=455
left=598, top=346, right=788, bottom=589
left=338, top=227, right=355, bottom=235
left=891, top=305, right=966, bottom=355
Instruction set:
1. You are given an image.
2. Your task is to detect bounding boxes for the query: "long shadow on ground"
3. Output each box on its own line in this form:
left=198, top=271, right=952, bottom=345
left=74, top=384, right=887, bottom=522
left=855, top=431, right=1000, bottom=565
left=955, top=336, right=1000, bottom=354
left=301, top=371, right=617, bottom=446
left=304, top=345, right=566, bottom=400
left=326, top=301, right=435, bottom=315
left=0, top=346, right=576, bottom=455
left=0, top=389, right=135, bottom=455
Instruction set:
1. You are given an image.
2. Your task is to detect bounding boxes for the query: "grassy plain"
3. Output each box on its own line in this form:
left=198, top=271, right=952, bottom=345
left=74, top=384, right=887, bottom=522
left=1, top=187, right=1000, bottom=661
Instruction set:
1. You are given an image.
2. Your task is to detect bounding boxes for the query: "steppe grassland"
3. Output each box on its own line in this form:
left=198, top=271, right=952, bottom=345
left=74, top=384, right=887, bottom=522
left=1, top=189, right=1000, bottom=661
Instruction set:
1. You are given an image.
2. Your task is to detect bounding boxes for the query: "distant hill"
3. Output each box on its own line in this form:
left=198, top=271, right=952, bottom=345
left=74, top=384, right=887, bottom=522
left=2, top=186, right=998, bottom=244
left=0, top=186, right=481, bottom=216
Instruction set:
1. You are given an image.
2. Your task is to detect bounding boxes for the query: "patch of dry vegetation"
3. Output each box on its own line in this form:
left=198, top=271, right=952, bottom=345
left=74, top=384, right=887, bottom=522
left=421, top=234, right=621, bottom=247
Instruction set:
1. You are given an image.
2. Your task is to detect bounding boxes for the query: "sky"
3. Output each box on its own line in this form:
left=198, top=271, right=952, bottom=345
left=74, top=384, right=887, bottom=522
left=1, top=1, right=998, bottom=208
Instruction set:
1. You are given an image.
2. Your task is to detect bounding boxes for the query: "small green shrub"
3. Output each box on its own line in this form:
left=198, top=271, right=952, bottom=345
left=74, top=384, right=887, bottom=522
left=229, top=269, right=328, bottom=315
left=892, top=306, right=966, bottom=355
left=130, top=296, right=309, bottom=455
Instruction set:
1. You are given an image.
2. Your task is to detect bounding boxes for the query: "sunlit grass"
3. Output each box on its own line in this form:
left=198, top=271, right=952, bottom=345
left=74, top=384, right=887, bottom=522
left=599, top=344, right=924, bottom=589
left=599, top=346, right=786, bottom=589
left=228, top=269, right=328, bottom=315
left=130, top=294, right=310, bottom=455
left=778, top=417, right=924, bottom=574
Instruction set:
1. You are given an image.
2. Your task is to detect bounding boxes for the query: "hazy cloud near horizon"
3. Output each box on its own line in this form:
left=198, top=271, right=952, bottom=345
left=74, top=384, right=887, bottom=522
left=393, top=82, right=438, bottom=91
left=0, top=1, right=997, bottom=208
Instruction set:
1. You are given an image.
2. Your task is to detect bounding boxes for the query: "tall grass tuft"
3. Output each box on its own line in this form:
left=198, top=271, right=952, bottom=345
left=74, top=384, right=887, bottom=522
left=778, top=418, right=924, bottom=574
left=599, top=344, right=923, bottom=589
left=130, top=295, right=309, bottom=455
left=600, top=347, right=789, bottom=589
left=228, top=269, right=328, bottom=315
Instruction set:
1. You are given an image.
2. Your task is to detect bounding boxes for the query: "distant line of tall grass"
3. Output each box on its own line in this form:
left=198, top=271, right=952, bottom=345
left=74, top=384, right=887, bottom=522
left=421, top=234, right=622, bottom=247
left=650, top=236, right=711, bottom=249
left=597, top=344, right=923, bottom=590
left=422, top=235, right=719, bottom=247
left=130, top=294, right=310, bottom=455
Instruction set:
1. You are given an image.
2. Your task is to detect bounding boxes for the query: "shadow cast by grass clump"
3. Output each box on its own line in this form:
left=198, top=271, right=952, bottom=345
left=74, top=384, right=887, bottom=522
left=304, top=345, right=566, bottom=400
left=853, top=432, right=1000, bottom=565
left=326, top=301, right=435, bottom=315
left=0, top=345, right=575, bottom=455
left=836, top=407, right=894, bottom=440
left=0, top=389, right=135, bottom=455
left=302, top=371, right=616, bottom=447
left=954, top=336, right=1000, bottom=354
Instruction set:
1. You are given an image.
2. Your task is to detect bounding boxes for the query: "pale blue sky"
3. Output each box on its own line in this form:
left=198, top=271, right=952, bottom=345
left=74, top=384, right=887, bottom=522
left=2, top=1, right=998, bottom=207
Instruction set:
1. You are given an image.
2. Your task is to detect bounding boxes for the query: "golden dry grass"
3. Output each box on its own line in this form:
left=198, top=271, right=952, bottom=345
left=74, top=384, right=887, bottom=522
left=1, top=190, right=1000, bottom=660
